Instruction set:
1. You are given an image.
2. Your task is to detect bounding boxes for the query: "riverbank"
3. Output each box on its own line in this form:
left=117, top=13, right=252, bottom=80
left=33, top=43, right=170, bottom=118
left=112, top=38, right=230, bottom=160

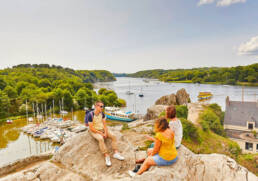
left=165, top=80, right=258, bottom=86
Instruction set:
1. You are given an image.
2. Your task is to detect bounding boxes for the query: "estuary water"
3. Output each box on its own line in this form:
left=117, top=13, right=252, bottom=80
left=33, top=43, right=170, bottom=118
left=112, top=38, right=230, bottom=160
left=95, top=77, right=258, bottom=114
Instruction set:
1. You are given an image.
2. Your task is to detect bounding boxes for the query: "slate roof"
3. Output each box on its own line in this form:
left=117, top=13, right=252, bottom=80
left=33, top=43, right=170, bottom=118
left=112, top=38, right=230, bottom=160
left=224, top=100, right=258, bottom=128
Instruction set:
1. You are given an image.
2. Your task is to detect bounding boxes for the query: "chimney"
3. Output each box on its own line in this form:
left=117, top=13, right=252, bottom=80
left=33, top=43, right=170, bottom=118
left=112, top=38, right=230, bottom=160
left=226, top=96, right=230, bottom=107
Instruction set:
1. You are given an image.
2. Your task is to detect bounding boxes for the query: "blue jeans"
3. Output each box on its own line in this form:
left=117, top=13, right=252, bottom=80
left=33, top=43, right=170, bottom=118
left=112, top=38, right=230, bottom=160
left=153, top=155, right=178, bottom=166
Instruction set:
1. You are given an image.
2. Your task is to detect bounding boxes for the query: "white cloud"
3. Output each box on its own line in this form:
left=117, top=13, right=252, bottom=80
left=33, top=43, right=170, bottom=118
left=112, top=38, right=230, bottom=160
left=217, top=0, right=246, bottom=7
left=238, top=36, right=258, bottom=57
left=198, top=0, right=247, bottom=6
left=198, top=0, right=214, bottom=6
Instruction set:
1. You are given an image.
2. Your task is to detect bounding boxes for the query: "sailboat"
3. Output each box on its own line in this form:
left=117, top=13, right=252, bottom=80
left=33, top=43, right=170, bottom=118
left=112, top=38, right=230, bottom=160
left=126, top=81, right=134, bottom=95
left=60, top=98, right=68, bottom=115
left=139, top=88, right=144, bottom=97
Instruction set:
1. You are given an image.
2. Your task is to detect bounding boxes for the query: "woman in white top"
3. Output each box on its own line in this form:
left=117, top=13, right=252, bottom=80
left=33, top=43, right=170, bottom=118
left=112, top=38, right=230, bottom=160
left=166, top=105, right=183, bottom=149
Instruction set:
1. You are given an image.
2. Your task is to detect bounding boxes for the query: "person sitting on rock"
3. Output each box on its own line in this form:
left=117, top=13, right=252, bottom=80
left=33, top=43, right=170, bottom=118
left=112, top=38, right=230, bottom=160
left=129, top=117, right=178, bottom=177
left=167, top=105, right=183, bottom=149
left=88, top=101, right=124, bottom=166
left=148, top=105, right=183, bottom=150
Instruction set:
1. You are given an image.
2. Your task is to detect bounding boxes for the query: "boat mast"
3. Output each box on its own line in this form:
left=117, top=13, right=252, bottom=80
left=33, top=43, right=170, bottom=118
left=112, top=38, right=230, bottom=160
left=52, top=99, right=55, bottom=118
left=26, top=99, right=28, bottom=124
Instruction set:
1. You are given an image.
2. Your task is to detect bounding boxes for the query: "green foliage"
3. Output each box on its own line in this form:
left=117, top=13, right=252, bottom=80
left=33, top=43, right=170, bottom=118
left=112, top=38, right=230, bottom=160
left=122, top=123, right=129, bottom=131
left=116, top=98, right=126, bottom=107
left=0, top=64, right=119, bottom=118
left=4, top=86, right=17, bottom=98
left=181, top=118, right=200, bottom=142
left=228, top=142, right=241, bottom=159
left=0, top=90, right=10, bottom=118
left=199, top=107, right=225, bottom=136
left=0, top=77, right=7, bottom=90
left=128, top=63, right=258, bottom=85
left=175, top=105, right=188, bottom=119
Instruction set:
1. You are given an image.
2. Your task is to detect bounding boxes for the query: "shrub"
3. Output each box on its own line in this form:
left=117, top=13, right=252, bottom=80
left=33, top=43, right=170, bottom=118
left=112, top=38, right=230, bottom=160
left=181, top=118, right=200, bottom=142
left=175, top=105, right=188, bottom=119
left=199, top=109, right=224, bottom=135
left=228, top=142, right=241, bottom=159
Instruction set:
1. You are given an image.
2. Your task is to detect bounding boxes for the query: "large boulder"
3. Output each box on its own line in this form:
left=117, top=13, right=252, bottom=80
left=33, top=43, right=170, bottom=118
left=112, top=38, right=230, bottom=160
left=0, top=127, right=256, bottom=181
left=155, top=94, right=177, bottom=105
left=176, top=88, right=190, bottom=105
left=154, top=88, right=190, bottom=106
left=52, top=130, right=135, bottom=181
left=129, top=146, right=257, bottom=181
left=143, top=105, right=168, bottom=121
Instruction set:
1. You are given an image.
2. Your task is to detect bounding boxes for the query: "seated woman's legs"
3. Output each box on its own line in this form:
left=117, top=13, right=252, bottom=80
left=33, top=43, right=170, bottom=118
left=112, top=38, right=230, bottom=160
left=136, top=148, right=153, bottom=164
left=137, top=156, right=156, bottom=175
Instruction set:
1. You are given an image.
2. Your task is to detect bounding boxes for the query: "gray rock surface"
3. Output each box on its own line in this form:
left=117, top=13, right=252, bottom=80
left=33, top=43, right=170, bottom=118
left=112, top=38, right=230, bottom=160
left=154, top=88, right=190, bottom=106
left=176, top=88, right=190, bottom=105
left=155, top=94, right=177, bottom=105
left=0, top=129, right=257, bottom=181
left=143, top=105, right=168, bottom=121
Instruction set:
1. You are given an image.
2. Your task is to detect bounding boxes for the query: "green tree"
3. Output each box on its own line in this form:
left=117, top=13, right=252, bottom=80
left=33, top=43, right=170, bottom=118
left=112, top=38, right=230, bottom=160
left=63, top=90, right=73, bottom=110
left=4, top=86, right=18, bottom=98
left=0, top=90, right=10, bottom=118
left=39, top=79, right=51, bottom=87
left=0, top=77, right=7, bottom=90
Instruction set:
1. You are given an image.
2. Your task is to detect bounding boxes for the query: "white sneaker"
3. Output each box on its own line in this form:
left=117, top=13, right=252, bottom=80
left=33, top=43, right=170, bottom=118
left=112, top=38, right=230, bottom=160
left=105, top=156, right=112, bottom=166
left=113, top=153, right=125, bottom=161
left=128, top=170, right=136, bottom=177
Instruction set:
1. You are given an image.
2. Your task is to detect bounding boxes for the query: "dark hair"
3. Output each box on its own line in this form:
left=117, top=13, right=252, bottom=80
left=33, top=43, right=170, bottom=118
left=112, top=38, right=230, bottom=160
left=155, top=117, right=169, bottom=132
left=166, top=105, right=176, bottom=119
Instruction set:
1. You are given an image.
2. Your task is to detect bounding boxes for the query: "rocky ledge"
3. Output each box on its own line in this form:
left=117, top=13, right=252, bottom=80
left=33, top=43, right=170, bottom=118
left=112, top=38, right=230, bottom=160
left=0, top=121, right=256, bottom=181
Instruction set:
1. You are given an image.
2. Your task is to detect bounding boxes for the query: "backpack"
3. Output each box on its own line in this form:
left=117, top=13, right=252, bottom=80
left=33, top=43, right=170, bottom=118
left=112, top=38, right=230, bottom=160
left=85, top=109, right=94, bottom=126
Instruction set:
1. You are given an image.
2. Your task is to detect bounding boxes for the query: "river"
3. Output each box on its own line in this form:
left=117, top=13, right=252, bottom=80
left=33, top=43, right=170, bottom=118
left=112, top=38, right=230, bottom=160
left=95, top=77, right=258, bottom=114
left=0, top=77, right=257, bottom=167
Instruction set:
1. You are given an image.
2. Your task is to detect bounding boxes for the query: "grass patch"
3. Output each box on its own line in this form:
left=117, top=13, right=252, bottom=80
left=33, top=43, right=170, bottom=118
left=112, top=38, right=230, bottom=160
left=138, top=140, right=153, bottom=151
left=121, top=123, right=130, bottom=131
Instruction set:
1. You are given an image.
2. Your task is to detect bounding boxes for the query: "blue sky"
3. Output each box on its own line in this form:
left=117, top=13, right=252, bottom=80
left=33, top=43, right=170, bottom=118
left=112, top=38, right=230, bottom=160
left=0, top=0, right=257, bottom=73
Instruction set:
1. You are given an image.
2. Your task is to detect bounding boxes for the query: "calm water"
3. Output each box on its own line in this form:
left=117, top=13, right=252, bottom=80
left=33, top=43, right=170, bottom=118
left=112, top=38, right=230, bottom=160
left=0, top=77, right=257, bottom=166
left=95, top=77, right=258, bottom=114
left=0, top=112, right=85, bottom=167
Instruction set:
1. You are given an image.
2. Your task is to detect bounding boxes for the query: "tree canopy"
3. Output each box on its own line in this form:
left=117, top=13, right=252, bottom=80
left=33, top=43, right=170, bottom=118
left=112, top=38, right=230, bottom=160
left=0, top=64, right=122, bottom=119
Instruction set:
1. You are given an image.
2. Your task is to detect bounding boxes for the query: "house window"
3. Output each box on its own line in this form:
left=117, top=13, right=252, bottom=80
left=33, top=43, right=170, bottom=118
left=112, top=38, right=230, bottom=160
left=245, top=142, right=253, bottom=151
left=248, top=123, right=254, bottom=130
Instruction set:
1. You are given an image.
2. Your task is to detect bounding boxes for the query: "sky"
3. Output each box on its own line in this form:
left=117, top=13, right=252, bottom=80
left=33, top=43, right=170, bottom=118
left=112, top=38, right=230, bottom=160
left=0, top=0, right=257, bottom=73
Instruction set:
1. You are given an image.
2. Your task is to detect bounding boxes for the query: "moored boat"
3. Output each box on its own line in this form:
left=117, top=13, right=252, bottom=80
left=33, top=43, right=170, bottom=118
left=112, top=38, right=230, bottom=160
left=105, top=107, right=136, bottom=122
left=198, top=92, right=213, bottom=100
left=6, top=119, right=13, bottom=124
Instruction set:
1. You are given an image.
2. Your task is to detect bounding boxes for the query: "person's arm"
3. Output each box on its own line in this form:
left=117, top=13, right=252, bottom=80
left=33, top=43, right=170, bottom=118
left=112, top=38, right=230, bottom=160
left=89, top=122, right=104, bottom=135
left=145, top=135, right=156, bottom=142
left=102, top=113, right=108, bottom=138
left=151, top=138, right=161, bottom=156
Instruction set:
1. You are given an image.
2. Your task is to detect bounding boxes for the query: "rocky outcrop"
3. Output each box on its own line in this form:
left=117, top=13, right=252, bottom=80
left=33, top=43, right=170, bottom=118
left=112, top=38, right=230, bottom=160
left=1, top=127, right=257, bottom=181
left=143, top=105, right=168, bottom=121
left=155, top=88, right=190, bottom=106
left=155, top=94, right=177, bottom=105
left=130, top=146, right=257, bottom=181
left=176, top=88, right=190, bottom=105
left=0, top=152, right=52, bottom=178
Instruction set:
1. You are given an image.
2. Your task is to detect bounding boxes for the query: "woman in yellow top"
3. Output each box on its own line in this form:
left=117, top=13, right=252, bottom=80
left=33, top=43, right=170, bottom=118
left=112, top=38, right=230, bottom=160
left=129, top=117, right=178, bottom=177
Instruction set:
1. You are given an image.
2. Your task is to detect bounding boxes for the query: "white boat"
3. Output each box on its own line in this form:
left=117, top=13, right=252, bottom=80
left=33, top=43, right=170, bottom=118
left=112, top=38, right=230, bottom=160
left=60, top=110, right=68, bottom=115
left=6, top=119, right=12, bottom=124
left=71, top=125, right=87, bottom=133
left=105, top=108, right=136, bottom=122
